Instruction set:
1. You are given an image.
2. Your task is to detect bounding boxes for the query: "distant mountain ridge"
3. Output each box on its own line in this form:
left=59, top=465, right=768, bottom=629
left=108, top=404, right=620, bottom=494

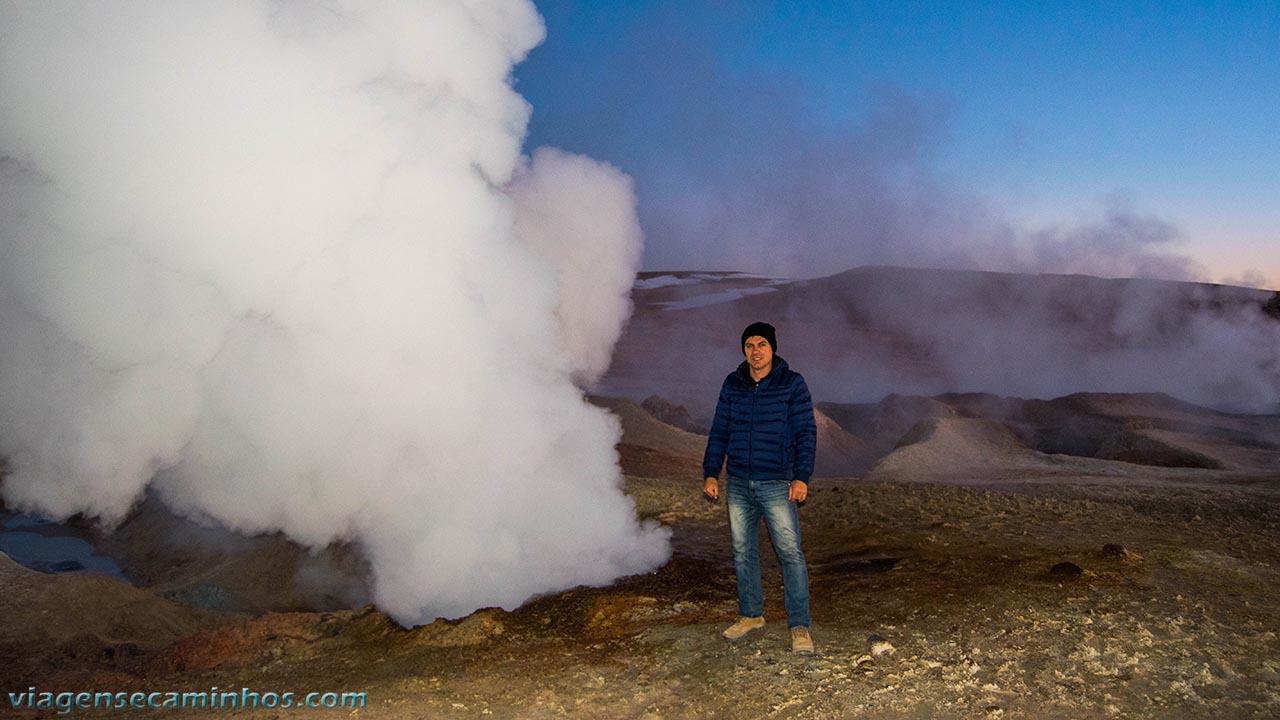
left=613, top=389, right=1280, bottom=480
left=605, top=265, right=1280, bottom=415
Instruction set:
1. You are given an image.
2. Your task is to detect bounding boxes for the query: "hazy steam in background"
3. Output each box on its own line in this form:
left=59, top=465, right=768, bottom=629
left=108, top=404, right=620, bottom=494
left=640, top=87, right=1213, bottom=283
left=520, top=10, right=1269, bottom=288
left=0, top=1, right=669, bottom=625
left=643, top=86, right=1003, bottom=276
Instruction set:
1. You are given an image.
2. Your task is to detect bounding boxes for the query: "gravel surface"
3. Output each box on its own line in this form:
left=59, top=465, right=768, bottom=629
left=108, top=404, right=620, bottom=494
left=5, top=472, right=1279, bottom=719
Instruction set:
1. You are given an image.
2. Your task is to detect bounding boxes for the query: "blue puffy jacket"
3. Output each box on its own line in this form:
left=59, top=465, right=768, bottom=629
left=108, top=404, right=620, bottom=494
left=702, top=356, right=818, bottom=483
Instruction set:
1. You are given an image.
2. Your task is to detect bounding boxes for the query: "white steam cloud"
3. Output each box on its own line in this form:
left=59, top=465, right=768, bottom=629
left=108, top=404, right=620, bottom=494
left=0, top=1, right=669, bottom=625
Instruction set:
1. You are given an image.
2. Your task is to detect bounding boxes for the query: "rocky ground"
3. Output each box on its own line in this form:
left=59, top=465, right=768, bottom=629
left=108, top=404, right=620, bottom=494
left=4, top=472, right=1280, bottom=719
left=4, top=391, right=1280, bottom=718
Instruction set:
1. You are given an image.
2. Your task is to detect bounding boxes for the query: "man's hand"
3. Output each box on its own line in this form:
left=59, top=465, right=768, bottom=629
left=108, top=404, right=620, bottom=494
left=789, top=480, right=808, bottom=503
left=704, top=476, right=719, bottom=501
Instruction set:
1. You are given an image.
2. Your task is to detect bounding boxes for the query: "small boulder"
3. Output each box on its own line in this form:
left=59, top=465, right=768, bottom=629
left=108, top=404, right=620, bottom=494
left=868, top=634, right=895, bottom=658
left=1049, top=561, right=1085, bottom=577
left=412, top=608, right=506, bottom=647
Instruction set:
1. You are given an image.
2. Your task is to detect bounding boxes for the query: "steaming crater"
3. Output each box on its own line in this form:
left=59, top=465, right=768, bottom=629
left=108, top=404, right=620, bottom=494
left=0, top=1, right=670, bottom=626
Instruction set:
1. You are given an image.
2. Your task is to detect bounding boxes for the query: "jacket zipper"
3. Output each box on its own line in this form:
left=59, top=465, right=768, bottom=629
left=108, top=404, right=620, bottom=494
left=748, top=381, right=758, bottom=480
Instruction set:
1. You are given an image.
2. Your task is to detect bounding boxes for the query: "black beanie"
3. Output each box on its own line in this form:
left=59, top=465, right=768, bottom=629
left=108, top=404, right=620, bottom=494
left=741, top=322, right=777, bottom=354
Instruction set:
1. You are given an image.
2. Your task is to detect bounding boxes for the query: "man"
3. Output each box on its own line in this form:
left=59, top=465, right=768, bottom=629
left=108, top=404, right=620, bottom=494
left=703, top=321, right=818, bottom=655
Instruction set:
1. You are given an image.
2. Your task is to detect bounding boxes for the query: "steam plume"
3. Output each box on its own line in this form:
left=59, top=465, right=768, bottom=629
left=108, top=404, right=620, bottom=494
left=0, top=1, right=669, bottom=625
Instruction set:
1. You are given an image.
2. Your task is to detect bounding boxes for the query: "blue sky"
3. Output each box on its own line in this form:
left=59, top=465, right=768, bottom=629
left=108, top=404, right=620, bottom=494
left=515, top=0, right=1279, bottom=287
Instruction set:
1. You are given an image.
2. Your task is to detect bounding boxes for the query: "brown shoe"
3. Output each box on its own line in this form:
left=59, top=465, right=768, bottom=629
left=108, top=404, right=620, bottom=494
left=791, top=626, right=815, bottom=655
left=722, top=616, right=765, bottom=640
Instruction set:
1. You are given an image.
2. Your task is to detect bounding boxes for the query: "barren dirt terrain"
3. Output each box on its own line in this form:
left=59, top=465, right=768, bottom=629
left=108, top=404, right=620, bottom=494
left=4, top=391, right=1280, bottom=719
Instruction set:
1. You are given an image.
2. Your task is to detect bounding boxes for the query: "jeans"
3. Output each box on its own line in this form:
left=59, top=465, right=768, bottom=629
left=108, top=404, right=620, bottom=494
left=727, top=476, right=811, bottom=628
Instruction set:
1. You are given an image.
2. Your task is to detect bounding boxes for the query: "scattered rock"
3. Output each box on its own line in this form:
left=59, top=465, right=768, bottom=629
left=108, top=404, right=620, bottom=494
left=626, top=599, right=699, bottom=622
left=1101, top=543, right=1143, bottom=561
left=868, top=634, right=895, bottom=657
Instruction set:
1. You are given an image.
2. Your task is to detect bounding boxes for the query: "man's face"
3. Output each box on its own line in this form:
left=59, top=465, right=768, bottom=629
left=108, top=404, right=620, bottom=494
left=743, top=336, right=774, bottom=373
